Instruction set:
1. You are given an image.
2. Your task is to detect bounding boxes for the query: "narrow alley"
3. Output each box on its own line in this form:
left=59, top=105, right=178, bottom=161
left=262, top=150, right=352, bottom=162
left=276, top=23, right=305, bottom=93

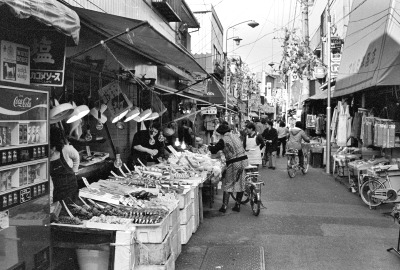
left=176, top=157, right=400, bottom=270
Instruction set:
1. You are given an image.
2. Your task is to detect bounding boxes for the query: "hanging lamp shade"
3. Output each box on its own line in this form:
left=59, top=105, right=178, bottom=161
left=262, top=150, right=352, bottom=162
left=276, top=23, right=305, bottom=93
left=133, top=108, right=152, bottom=122
left=50, top=99, right=74, bottom=124
left=124, top=107, right=141, bottom=122
left=111, top=110, right=129, bottom=123
left=66, top=102, right=90, bottom=123
left=145, top=112, right=159, bottom=121
left=90, top=104, right=108, bottom=123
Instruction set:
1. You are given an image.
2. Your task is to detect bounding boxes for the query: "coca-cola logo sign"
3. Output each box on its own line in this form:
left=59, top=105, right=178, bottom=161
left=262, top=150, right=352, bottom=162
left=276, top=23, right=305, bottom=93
left=13, top=95, right=32, bottom=108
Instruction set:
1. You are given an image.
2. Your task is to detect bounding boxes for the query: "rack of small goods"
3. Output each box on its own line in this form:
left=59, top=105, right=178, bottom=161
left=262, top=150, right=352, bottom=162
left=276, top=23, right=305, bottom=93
left=50, top=151, right=223, bottom=270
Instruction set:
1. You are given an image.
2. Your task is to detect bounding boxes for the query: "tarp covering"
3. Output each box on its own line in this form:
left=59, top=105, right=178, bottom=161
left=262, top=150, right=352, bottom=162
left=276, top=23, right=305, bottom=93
left=334, top=0, right=400, bottom=97
left=0, top=0, right=80, bottom=45
left=72, top=7, right=207, bottom=75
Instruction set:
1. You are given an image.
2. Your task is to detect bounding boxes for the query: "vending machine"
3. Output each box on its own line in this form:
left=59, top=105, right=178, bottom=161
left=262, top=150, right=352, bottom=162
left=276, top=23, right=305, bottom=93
left=0, top=85, right=50, bottom=270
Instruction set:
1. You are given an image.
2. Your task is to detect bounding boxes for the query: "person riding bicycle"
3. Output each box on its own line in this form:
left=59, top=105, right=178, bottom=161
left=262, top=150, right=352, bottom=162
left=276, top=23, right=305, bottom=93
left=287, top=121, right=310, bottom=169
left=243, top=122, right=265, bottom=168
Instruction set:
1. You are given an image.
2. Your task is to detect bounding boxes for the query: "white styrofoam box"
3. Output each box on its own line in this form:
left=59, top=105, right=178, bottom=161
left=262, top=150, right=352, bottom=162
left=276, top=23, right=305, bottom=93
left=180, top=215, right=193, bottom=245
left=178, top=188, right=191, bottom=209
left=135, top=212, right=170, bottom=244
left=180, top=201, right=193, bottom=225
left=134, top=253, right=175, bottom=270
left=170, top=223, right=181, bottom=260
left=139, top=229, right=172, bottom=265
left=114, top=230, right=139, bottom=270
left=190, top=185, right=199, bottom=199
left=169, top=204, right=180, bottom=230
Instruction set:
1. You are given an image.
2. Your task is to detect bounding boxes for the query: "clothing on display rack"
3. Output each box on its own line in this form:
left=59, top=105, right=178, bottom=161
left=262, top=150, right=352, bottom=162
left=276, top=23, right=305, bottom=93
left=337, top=102, right=350, bottom=147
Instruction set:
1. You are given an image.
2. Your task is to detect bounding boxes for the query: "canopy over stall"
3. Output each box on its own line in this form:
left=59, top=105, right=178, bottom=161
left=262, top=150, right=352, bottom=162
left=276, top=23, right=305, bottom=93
left=70, top=7, right=207, bottom=76
left=334, top=0, right=400, bottom=97
left=0, top=0, right=80, bottom=45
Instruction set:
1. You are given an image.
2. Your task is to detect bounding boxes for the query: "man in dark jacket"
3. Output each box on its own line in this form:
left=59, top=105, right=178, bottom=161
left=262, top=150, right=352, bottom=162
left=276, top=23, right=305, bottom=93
left=262, top=120, right=278, bottom=169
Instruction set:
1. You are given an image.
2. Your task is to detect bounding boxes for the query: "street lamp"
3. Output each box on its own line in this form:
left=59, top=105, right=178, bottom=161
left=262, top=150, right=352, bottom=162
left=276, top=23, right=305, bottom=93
left=224, top=20, right=259, bottom=118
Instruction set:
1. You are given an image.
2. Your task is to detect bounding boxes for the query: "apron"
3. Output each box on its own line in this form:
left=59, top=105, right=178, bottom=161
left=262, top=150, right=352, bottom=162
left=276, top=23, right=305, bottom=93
left=50, top=152, right=78, bottom=203
left=246, top=134, right=262, bottom=165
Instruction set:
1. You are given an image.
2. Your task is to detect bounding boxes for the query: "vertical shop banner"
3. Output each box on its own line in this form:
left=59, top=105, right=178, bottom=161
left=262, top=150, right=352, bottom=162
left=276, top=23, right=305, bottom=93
left=29, top=31, right=66, bottom=86
left=98, top=81, right=133, bottom=119
left=0, top=40, right=30, bottom=85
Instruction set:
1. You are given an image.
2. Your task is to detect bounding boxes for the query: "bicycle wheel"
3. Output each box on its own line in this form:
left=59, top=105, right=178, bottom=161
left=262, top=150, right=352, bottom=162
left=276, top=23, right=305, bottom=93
left=301, top=152, right=309, bottom=174
left=360, top=179, right=384, bottom=207
left=287, top=156, right=296, bottom=178
left=249, top=186, right=261, bottom=216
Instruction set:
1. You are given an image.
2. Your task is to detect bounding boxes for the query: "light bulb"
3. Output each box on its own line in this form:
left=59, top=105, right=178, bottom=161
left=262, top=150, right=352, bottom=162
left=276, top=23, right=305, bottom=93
left=96, top=121, right=103, bottom=130
left=85, top=130, right=92, bottom=141
left=181, top=141, right=186, bottom=150
left=114, top=154, right=122, bottom=168
left=174, top=138, right=180, bottom=146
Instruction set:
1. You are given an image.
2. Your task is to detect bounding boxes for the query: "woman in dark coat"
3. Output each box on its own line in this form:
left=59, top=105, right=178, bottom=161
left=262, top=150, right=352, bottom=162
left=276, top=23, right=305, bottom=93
left=208, top=124, right=248, bottom=213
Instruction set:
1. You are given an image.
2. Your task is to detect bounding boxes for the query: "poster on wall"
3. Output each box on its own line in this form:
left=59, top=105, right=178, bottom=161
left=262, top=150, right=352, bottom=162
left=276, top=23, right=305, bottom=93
left=98, top=81, right=133, bottom=120
left=0, top=40, right=30, bottom=85
left=28, top=31, right=66, bottom=86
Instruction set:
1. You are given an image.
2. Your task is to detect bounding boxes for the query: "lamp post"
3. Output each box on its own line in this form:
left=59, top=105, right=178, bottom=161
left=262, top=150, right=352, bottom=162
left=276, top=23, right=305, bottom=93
left=224, top=20, right=259, bottom=119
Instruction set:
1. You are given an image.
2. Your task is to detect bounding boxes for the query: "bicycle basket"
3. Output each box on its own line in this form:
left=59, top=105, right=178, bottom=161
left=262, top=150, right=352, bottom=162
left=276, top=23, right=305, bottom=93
left=286, top=148, right=298, bottom=155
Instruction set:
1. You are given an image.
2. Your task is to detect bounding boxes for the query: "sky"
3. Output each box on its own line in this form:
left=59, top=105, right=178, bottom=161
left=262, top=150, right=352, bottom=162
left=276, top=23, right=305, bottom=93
left=187, top=0, right=304, bottom=74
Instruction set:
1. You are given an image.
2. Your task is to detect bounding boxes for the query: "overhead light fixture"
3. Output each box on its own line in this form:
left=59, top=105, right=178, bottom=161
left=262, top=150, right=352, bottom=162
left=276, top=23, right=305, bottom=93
left=174, top=138, right=180, bottom=146
left=124, top=107, right=140, bottom=122
left=90, top=104, right=108, bottom=123
left=233, top=37, right=242, bottom=46
left=181, top=141, right=186, bottom=150
left=145, top=112, right=159, bottom=121
left=111, top=110, right=129, bottom=123
left=248, top=21, right=259, bottom=28
left=66, top=102, right=90, bottom=123
left=133, top=108, right=152, bottom=122
left=50, top=99, right=74, bottom=124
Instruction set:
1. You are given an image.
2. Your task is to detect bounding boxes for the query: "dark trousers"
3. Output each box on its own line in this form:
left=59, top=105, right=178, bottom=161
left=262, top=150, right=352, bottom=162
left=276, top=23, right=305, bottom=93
left=298, top=149, right=304, bottom=167
left=277, top=137, right=287, bottom=156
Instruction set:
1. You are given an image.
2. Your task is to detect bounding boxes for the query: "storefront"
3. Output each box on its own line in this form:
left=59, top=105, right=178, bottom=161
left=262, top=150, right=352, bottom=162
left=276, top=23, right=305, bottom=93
left=0, top=1, right=80, bottom=269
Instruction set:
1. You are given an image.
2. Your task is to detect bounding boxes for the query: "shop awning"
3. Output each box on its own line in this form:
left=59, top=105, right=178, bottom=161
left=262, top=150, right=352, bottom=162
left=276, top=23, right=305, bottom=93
left=71, top=7, right=207, bottom=75
left=334, top=0, right=400, bottom=97
left=0, top=0, right=80, bottom=45
left=155, top=84, right=237, bottom=113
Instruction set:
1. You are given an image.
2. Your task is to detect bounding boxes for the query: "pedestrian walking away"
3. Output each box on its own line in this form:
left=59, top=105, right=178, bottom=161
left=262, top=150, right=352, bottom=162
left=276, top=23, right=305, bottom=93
left=277, top=121, right=289, bottom=157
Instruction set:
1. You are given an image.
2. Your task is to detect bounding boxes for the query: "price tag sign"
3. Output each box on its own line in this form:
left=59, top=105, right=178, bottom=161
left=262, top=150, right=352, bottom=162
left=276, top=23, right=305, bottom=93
left=82, top=177, right=91, bottom=188
left=20, top=187, right=31, bottom=203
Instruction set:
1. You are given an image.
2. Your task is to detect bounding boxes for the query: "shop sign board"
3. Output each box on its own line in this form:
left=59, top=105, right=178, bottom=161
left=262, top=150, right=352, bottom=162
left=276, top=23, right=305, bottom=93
left=98, top=81, right=133, bottom=120
left=29, top=31, right=66, bottom=86
left=0, top=40, right=30, bottom=85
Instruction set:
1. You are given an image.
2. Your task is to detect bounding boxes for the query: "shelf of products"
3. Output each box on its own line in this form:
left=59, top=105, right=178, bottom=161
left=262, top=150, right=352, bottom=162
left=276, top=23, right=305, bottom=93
left=0, top=86, right=49, bottom=212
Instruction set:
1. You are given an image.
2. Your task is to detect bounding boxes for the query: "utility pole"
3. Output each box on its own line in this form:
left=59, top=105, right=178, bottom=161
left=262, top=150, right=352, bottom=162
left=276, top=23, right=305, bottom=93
left=302, top=0, right=310, bottom=48
left=326, top=2, right=332, bottom=174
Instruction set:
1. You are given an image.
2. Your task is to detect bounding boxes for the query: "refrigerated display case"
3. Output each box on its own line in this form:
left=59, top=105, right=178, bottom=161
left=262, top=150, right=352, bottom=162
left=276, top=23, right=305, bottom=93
left=0, top=85, right=50, bottom=270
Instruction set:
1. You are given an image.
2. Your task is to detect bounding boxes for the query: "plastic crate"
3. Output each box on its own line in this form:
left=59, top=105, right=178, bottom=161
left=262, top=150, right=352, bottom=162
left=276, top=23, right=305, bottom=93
left=135, top=212, right=170, bottom=244
left=180, top=215, right=193, bottom=245
left=138, top=230, right=172, bottom=265
left=180, top=201, right=193, bottom=225
left=168, top=204, right=180, bottom=230
left=134, top=254, right=175, bottom=270
left=178, top=188, right=191, bottom=209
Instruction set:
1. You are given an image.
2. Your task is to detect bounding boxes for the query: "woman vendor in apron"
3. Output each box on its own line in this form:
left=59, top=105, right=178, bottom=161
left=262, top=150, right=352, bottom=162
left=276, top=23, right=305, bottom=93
left=208, top=123, right=248, bottom=213
left=244, top=122, right=265, bottom=167
left=50, top=126, right=80, bottom=203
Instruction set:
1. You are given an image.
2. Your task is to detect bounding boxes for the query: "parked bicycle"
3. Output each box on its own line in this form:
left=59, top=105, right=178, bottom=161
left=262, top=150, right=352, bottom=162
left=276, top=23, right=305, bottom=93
left=360, top=165, right=400, bottom=209
left=286, top=147, right=309, bottom=178
left=231, top=165, right=265, bottom=216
